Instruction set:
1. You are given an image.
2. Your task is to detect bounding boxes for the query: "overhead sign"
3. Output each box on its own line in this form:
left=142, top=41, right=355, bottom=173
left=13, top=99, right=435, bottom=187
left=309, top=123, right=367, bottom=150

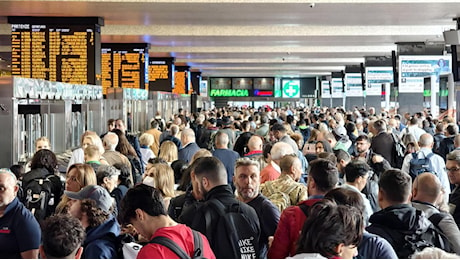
left=210, top=89, right=249, bottom=97
left=321, top=81, right=331, bottom=98
left=282, top=79, right=300, bottom=98
left=365, top=67, right=393, bottom=96
left=331, top=78, right=343, bottom=98
left=399, top=55, right=451, bottom=93
left=9, top=16, right=103, bottom=85
left=345, top=73, right=363, bottom=97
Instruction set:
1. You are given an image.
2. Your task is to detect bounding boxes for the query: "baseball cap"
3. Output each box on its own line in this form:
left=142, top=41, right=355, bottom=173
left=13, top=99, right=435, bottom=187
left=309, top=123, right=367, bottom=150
left=333, top=126, right=347, bottom=137
left=65, top=185, right=113, bottom=213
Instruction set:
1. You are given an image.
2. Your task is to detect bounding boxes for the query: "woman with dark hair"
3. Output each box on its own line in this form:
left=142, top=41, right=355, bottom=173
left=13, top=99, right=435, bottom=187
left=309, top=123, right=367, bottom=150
left=111, top=162, right=134, bottom=211
left=324, top=187, right=398, bottom=259
left=111, top=128, right=143, bottom=184
left=292, top=200, right=363, bottom=259
left=21, top=149, right=63, bottom=220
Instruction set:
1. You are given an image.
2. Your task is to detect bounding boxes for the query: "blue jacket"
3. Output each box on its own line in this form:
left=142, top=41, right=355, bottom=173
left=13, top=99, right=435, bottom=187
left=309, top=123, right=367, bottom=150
left=82, top=214, right=120, bottom=259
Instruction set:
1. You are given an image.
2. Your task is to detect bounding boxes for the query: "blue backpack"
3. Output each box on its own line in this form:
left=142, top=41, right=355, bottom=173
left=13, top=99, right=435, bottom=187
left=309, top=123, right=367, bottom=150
left=409, top=152, right=435, bottom=180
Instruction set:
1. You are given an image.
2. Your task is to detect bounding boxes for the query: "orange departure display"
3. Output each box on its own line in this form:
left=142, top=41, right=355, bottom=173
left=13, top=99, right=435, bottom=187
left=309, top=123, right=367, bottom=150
left=101, top=43, right=149, bottom=95
left=8, top=17, right=103, bottom=85
left=148, top=58, right=174, bottom=92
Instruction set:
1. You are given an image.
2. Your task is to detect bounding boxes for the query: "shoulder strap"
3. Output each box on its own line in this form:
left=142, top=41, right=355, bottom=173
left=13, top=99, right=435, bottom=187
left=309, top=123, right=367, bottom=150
left=298, top=204, right=310, bottom=217
left=203, top=199, right=227, bottom=244
left=426, top=152, right=434, bottom=159
left=191, top=230, right=204, bottom=258
left=429, top=212, right=449, bottom=227
left=150, top=236, right=190, bottom=259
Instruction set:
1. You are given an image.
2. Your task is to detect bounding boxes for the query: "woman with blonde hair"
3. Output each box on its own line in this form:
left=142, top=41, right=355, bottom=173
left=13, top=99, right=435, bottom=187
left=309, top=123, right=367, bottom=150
left=68, top=131, right=107, bottom=170
left=139, top=133, right=156, bottom=172
left=142, top=163, right=175, bottom=209
left=55, top=163, right=97, bottom=214
left=158, top=141, right=178, bottom=165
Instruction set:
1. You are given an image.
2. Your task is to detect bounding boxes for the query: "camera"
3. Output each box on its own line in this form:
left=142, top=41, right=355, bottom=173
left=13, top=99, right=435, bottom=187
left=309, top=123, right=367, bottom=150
left=309, top=3, right=315, bottom=8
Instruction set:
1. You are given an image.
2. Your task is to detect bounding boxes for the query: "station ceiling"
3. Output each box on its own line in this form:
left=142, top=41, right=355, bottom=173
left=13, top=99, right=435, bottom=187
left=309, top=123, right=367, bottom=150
left=0, top=0, right=458, bottom=77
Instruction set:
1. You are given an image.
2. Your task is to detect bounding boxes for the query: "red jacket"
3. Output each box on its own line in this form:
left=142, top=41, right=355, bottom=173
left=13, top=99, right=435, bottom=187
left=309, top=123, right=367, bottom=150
left=268, top=199, right=322, bottom=259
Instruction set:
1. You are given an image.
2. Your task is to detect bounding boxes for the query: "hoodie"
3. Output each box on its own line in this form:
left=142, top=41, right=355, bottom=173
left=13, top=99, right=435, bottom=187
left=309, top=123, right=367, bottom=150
left=366, top=204, right=441, bottom=259
left=82, top=214, right=121, bottom=259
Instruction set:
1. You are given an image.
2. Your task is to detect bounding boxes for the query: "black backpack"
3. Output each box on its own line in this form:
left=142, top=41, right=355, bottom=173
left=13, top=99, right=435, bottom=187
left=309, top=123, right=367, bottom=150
left=23, top=175, right=55, bottom=222
left=202, top=199, right=260, bottom=259
left=409, top=152, right=435, bottom=180
left=374, top=221, right=452, bottom=259
left=150, top=229, right=205, bottom=259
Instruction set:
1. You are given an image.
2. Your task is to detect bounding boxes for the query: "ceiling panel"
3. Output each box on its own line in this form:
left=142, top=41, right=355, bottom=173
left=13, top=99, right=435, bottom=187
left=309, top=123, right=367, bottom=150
left=0, top=0, right=457, bottom=77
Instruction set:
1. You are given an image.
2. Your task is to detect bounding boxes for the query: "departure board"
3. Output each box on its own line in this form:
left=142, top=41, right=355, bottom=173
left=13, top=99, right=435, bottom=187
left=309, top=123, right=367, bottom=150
left=173, top=66, right=190, bottom=95
left=101, top=43, right=149, bottom=95
left=8, top=17, right=103, bottom=85
left=148, top=57, right=174, bottom=92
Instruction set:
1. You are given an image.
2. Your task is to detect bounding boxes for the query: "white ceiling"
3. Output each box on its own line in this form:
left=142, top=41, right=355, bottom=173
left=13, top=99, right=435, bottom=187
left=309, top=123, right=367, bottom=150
left=0, top=0, right=459, bottom=77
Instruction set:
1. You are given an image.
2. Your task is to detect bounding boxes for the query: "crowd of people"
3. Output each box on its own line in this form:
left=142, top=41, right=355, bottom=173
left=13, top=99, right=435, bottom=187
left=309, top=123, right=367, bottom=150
left=3, top=105, right=460, bottom=259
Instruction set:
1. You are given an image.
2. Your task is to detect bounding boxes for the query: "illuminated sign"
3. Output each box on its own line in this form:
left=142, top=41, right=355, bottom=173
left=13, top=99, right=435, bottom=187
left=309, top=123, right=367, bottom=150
left=149, top=57, right=174, bottom=92
left=9, top=16, right=104, bottom=85
left=174, top=66, right=191, bottom=94
left=101, top=43, right=149, bottom=95
left=253, top=90, right=273, bottom=97
left=282, top=79, right=300, bottom=98
left=210, top=89, right=249, bottom=97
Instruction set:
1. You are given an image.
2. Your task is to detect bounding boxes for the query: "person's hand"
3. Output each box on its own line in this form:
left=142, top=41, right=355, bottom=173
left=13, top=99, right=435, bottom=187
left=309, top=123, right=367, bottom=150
left=372, top=154, right=383, bottom=163
left=268, top=236, right=274, bottom=248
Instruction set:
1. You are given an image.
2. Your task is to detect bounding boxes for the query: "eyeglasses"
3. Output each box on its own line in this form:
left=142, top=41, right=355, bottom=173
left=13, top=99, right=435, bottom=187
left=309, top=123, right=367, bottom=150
left=446, top=167, right=460, bottom=173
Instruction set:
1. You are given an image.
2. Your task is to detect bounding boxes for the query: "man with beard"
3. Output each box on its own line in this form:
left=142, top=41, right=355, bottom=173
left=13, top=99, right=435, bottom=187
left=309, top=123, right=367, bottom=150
left=179, top=157, right=262, bottom=258
left=233, top=158, right=280, bottom=258
left=353, top=134, right=392, bottom=212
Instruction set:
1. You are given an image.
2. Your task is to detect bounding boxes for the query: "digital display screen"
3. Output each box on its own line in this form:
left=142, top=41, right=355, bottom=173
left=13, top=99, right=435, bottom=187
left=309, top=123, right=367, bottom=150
left=232, top=78, right=252, bottom=89
left=148, top=58, right=174, bottom=92
left=210, top=78, right=232, bottom=89
left=173, top=71, right=188, bottom=94
left=253, top=77, right=274, bottom=90
left=101, top=43, right=149, bottom=95
left=9, top=17, right=103, bottom=85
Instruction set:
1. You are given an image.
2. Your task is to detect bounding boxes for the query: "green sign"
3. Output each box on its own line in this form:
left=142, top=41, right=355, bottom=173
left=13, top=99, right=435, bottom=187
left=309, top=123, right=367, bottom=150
left=282, top=80, right=300, bottom=98
left=210, top=89, right=249, bottom=97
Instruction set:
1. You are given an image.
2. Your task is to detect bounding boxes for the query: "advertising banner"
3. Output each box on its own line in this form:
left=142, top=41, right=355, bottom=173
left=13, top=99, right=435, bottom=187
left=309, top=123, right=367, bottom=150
left=365, top=67, right=393, bottom=96
left=399, top=55, right=451, bottom=93
left=321, top=80, right=331, bottom=98
left=344, top=73, right=363, bottom=97
left=331, top=78, right=343, bottom=98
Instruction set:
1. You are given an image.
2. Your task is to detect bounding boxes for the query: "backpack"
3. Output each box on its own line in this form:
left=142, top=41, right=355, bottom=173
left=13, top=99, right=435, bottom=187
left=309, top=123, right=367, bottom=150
left=264, top=181, right=297, bottom=212
left=373, top=220, right=452, bottom=258
left=429, top=212, right=450, bottom=228
left=207, top=130, right=218, bottom=151
left=202, top=199, right=260, bottom=259
left=23, top=175, right=55, bottom=222
left=390, top=132, right=406, bottom=169
left=402, top=224, right=453, bottom=258
left=409, top=152, right=435, bottom=180
left=127, top=155, right=142, bottom=184
left=150, top=229, right=205, bottom=259
left=106, top=233, right=142, bottom=259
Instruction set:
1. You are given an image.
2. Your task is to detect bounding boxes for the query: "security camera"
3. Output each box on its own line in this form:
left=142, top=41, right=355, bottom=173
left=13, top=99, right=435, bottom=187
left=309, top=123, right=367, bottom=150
left=309, top=3, right=315, bottom=8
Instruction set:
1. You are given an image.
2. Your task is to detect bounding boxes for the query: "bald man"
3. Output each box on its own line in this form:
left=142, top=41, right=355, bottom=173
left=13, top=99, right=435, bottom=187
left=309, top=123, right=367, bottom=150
left=402, top=133, right=450, bottom=202
left=244, top=135, right=264, bottom=158
left=260, top=142, right=294, bottom=184
left=178, top=128, right=200, bottom=163
left=0, top=169, right=41, bottom=258
left=412, top=173, right=460, bottom=254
